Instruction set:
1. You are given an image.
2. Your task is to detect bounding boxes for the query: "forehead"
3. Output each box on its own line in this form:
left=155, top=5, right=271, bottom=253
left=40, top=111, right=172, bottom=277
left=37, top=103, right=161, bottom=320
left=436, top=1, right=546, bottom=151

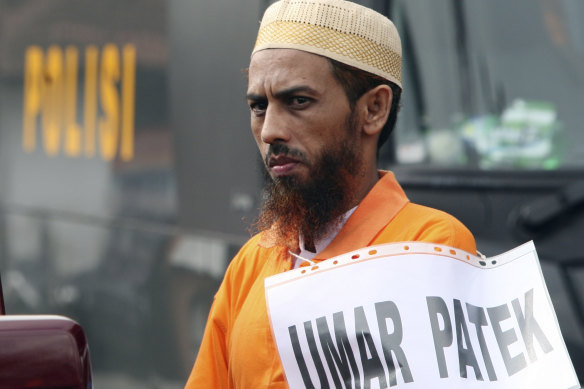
left=247, top=49, right=338, bottom=93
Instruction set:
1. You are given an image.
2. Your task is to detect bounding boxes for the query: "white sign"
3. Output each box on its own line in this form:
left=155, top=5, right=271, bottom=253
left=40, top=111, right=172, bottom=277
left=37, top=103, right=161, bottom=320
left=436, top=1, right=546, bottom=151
left=265, top=241, right=580, bottom=389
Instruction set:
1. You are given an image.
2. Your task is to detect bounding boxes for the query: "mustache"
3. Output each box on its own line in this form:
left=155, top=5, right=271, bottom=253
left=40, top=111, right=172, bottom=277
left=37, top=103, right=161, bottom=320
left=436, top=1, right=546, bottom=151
left=264, top=143, right=308, bottom=166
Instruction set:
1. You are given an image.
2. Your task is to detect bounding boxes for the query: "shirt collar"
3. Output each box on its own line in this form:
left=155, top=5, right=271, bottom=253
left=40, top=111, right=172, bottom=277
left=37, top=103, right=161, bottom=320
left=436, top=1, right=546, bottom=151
left=312, top=170, right=409, bottom=260
left=296, top=205, right=357, bottom=262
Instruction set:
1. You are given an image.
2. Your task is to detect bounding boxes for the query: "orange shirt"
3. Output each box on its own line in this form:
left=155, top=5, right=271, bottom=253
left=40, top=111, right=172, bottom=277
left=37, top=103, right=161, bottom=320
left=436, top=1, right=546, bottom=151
left=185, top=171, right=475, bottom=388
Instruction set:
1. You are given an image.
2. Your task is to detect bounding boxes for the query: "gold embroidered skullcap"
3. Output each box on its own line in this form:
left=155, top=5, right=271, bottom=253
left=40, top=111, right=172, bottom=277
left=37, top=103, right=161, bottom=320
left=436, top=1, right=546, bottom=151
left=252, top=0, right=402, bottom=88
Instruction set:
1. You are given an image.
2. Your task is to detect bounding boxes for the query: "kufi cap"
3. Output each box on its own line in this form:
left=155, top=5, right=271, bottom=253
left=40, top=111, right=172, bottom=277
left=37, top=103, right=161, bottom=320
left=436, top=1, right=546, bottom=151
left=252, top=0, right=402, bottom=88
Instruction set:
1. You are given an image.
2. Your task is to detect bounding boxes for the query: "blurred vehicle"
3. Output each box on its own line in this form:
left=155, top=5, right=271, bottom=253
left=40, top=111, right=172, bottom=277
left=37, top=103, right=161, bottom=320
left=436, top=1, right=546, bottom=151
left=0, top=276, right=93, bottom=389
left=0, top=0, right=582, bottom=387
left=386, top=0, right=584, bottom=383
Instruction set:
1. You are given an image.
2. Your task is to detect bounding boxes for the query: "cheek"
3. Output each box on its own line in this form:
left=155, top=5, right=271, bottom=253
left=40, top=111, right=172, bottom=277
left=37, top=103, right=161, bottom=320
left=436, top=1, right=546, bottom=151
left=306, top=121, right=343, bottom=148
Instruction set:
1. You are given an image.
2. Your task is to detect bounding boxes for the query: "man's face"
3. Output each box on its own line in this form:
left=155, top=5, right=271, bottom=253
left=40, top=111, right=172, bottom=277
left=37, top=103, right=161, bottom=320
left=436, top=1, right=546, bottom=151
left=247, top=49, right=366, bottom=244
left=247, top=49, right=359, bottom=184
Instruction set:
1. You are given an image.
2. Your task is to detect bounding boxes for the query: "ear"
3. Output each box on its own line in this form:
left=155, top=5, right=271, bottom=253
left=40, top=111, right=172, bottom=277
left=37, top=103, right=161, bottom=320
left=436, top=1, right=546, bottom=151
left=360, top=85, right=392, bottom=136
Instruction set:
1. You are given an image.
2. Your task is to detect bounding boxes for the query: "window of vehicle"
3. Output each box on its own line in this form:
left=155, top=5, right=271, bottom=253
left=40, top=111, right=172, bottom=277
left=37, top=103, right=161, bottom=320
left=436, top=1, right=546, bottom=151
left=384, top=0, right=584, bottom=170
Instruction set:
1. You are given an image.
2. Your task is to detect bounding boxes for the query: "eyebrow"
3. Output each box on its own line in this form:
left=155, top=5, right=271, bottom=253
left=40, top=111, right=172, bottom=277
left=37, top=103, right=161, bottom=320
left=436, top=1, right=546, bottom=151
left=246, top=85, right=318, bottom=101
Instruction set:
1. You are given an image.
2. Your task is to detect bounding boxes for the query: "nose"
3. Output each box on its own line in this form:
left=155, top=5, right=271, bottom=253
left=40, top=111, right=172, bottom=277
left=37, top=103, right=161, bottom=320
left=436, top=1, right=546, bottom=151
left=260, top=105, right=290, bottom=145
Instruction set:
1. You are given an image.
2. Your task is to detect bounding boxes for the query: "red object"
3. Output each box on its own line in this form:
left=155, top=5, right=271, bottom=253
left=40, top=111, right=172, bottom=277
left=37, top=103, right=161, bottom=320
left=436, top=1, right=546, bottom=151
left=0, top=315, right=92, bottom=389
left=0, top=277, right=5, bottom=315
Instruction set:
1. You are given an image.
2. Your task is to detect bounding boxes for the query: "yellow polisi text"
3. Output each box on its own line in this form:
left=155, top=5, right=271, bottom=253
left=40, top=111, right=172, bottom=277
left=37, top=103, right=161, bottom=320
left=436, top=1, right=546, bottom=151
left=22, top=44, right=136, bottom=161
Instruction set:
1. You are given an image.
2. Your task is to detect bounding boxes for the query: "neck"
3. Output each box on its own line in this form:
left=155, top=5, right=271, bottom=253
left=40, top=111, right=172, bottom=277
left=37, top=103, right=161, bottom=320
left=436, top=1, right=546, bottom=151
left=348, top=165, right=379, bottom=210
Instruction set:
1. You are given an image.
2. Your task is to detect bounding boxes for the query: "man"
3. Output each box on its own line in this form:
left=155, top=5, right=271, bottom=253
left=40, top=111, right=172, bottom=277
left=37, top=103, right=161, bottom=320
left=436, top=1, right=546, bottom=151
left=186, top=0, right=475, bottom=387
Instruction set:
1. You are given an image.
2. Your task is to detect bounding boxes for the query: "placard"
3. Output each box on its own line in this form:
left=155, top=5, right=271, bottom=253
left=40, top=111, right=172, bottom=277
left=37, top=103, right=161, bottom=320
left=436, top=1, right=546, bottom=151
left=265, top=241, right=580, bottom=388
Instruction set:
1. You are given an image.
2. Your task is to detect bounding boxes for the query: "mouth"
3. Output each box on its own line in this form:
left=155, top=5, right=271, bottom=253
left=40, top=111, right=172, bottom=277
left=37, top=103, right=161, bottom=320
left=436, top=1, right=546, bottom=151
left=268, top=155, right=302, bottom=177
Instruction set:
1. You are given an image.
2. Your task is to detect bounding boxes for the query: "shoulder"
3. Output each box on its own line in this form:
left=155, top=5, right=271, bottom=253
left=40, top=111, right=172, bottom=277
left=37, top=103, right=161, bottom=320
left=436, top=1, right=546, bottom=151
left=379, top=202, right=476, bottom=254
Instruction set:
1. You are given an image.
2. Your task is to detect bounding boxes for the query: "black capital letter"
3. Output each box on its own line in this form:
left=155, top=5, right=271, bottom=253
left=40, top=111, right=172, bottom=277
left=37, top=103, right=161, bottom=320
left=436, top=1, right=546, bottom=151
left=511, top=289, right=554, bottom=363
left=355, top=306, right=388, bottom=389
left=316, top=312, right=361, bottom=388
left=375, top=301, right=413, bottom=386
left=426, top=296, right=453, bottom=378
left=453, top=299, right=483, bottom=380
left=305, top=320, right=330, bottom=388
left=289, top=325, right=316, bottom=389
left=466, top=303, right=497, bottom=381
left=487, top=304, right=527, bottom=376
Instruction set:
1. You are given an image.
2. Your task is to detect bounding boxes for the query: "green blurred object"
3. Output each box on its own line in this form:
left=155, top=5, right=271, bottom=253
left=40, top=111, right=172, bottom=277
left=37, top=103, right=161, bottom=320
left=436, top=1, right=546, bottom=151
left=459, top=100, right=560, bottom=169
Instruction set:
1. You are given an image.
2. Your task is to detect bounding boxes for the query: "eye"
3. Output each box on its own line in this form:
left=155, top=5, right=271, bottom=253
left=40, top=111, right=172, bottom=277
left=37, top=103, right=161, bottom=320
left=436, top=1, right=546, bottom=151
left=289, top=96, right=312, bottom=108
left=249, top=101, right=267, bottom=115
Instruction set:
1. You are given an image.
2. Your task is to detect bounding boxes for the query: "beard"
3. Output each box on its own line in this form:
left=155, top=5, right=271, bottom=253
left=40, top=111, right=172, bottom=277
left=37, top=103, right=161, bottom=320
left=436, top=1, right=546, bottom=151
left=254, top=112, right=363, bottom=250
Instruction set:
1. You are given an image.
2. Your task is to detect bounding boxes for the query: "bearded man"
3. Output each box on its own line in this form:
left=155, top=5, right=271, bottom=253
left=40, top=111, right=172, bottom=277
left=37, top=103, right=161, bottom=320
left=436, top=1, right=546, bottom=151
left=186, top=1, right=475, bottom=388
